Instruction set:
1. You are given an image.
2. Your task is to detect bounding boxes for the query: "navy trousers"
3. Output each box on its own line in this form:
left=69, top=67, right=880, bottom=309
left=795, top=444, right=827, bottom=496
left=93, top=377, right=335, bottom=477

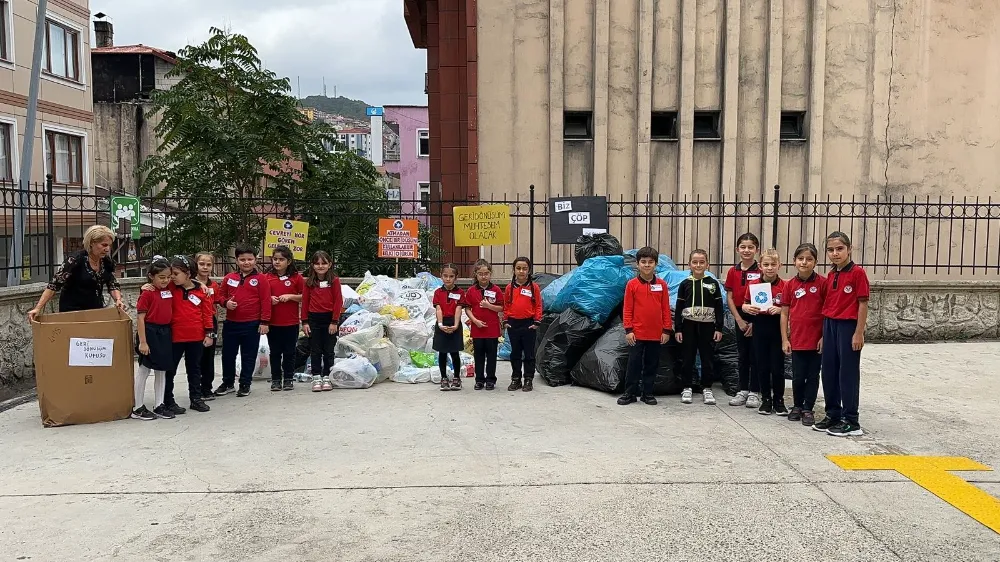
left=821, top=318, right=862, bottom=424
left=222, top=320, right=262, bottom=388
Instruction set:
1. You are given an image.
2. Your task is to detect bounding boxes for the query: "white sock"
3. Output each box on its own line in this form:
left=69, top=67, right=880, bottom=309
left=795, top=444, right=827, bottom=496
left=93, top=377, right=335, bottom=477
left=134, top=365, right=150, bottom=409
left=153, top=370, right=166, bottom=407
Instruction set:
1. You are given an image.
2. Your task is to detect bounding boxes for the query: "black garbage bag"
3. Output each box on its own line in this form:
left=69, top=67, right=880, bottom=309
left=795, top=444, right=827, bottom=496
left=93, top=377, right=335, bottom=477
left=652, top=340, right=684, bottom=395
left=714, top=313, right=740, bottom=395
left=534, top=313, right=558, bottom=357
left=536, top=309, right=606, bottom=387
left=295, top=336, right=311, bottom=372
left=784, top=354, right=793, bottom=380
left=570, top=318, right=629, bottom=393
left=575, top=233, right=624, bottom=265
left=532, top=272, right=561, bottom=293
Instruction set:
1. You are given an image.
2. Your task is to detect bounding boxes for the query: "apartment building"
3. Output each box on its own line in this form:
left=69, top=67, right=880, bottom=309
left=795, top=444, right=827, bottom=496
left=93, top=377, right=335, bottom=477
left=382, top=105, right=429, bottom=210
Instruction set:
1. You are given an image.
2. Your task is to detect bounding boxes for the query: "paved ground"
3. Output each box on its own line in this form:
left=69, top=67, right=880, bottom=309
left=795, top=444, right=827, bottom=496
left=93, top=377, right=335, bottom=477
left=1, top=342, right=999, bottom=561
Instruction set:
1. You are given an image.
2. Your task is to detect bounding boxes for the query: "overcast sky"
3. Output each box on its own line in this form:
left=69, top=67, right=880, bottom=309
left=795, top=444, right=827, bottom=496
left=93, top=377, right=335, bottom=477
left=91, top=0, right=428, bottom=105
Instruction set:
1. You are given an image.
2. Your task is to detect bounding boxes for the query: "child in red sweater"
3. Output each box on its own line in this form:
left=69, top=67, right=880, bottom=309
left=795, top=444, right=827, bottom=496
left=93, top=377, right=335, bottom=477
left=618, top=247, right=673, bottom=405
left=133, top=258, right=173, bottom=421
left=780, top=243, right=826, bottom=427
left=194, top=252, right=224, bottom=401
left=265, top=245, right=304, bottom=392
left=433, top=263, right=466, bottom=391
left=217, top=245, right=271, bottom=397
left=301, top=251, right=343, bottom=392
left=164, top=255, right=215, bottom=414
left=503, top=257, right=543, bottom=392
left=464, top=259, right=504, bottom=391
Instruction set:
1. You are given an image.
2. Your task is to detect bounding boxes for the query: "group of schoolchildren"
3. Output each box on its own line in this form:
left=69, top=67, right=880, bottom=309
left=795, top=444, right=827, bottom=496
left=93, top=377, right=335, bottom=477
left=132, top=232, right=868, bottom=438
left=618, top=231, right=869, bottom=438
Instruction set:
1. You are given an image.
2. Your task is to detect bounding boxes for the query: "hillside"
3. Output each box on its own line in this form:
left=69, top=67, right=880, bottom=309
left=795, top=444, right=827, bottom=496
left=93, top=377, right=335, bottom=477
left=299, top=95, right=371, bottom=121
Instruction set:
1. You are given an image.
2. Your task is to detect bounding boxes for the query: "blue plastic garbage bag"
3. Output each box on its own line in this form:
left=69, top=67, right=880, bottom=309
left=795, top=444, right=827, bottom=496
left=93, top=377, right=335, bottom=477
left=662, top=269, right=726, bottom=308
left=551, top=255, right=635, bottom=324
left=498, top=328, right=512, bottom=360
left=624, top=249, right=678, bottom=273
left=417, top=271, right=443, bottom=290
left=542, top=270, right=575, bottom=312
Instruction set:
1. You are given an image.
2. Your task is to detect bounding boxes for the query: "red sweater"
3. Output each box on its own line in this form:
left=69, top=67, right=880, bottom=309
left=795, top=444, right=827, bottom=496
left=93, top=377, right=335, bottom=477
left=780, top=273, right=826, bottom=351
left=464, top=283, right=504, bottom=338
left=266, top=271, right=304, bottom=327
left=301, top=276, right=344, bottom=320
left=221, top=270, right=272, bottom=324
left=623, top=275, right=673, bottom=340
left=136, top=288, right=173, bottom=325
left=169, top=282, right=215, bottom=343
left=503, top=281, right=543, bottom=323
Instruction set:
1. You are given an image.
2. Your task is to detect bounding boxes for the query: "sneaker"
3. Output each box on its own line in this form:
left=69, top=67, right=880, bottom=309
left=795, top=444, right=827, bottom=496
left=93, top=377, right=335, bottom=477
left=774, top=400, right=788, bottom=416
left=508, top=379, right=522, bottom=391
left=474, top=382, right=485, bottom=390
left=812, top=416, right=840, bottom=432
left=681, top=388, right=693, bottom=404
left=236, top=385, right=251, bottom=397
left=640, top=395, right=658, bottom=405
left=166, top=402, right=187, bottom=415
left=746, top=393, right=762, bottom=409
left=450, top=377, right=462, bottom=390
left=321, top=377, right=334, bottom=391
left=827, top=420, right=864, bottom=437
left=189, top=399, right=210, bottom=413
left=522, top=379, right=533, bottom=392
left=787, top=407, right=803, bottom=422
left=152, top=404, right=176, bottom=419
left=801, top=410, right=816, bottom=426
left=440, top=377, right=451, bottom=391
left=729, top=390, right=749, bottom=406
left=312, top=377, right=324, bottom=392
left=270, top=381, right=282, bottom=392
left=201, top=392, right=216, bottom=402
left=485, top=382, right=496, bottom=391
left=617, top=394, right=637, bottom=405
left=214, top=384, right=235, bottom=396
left=282, top=380, right=294, bottom=391
left=130, top=406, right=156, bottom=421
left=758, top=398, right=773, bottom=415
left=703, top=389, right=716, bottom=405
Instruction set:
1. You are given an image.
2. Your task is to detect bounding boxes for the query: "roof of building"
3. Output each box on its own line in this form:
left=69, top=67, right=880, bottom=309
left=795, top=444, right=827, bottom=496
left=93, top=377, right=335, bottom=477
left=92, top=44, right=178, bottom=65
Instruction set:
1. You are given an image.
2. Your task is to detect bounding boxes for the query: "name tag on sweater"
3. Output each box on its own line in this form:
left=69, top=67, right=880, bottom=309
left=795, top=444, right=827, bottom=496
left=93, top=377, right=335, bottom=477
left=484, top=290, right=496, bottom=299
left=160, top=291, right=172, bottom=299
left=320, top=281, right=329, bottom=288
left=188, top=294, right=202, bottom=306
left=650, top=284, right=663, bottom=292
left=226, top=278, right=239, bottom=287
left=520, top=289, right=533, bottom=297
left=449, top=293, right=461, bottom=300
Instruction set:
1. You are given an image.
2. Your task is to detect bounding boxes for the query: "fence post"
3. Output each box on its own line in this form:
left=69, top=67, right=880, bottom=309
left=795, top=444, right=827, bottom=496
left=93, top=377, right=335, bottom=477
left=771, top=184, right=780, bottom=248
left=46, top=175, right=54, bottom=280
left=528, top=184, right=535, bottom=266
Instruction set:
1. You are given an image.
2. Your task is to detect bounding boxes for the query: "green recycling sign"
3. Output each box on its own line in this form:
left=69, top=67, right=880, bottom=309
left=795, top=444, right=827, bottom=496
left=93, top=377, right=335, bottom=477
left=110, top=196, right=141, bottom=238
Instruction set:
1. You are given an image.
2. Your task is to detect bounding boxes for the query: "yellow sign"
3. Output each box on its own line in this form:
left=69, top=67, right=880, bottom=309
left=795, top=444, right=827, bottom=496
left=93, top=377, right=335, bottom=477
left=264, top=218, right=309, bottom=261
left=453, top=204, right=511, bottom=247
left=829, top=455, right=1000, bottom=534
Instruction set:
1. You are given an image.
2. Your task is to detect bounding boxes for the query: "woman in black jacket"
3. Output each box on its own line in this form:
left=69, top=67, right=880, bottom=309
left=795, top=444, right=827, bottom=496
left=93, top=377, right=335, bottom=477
left=27, top=225, right=126, bottom=321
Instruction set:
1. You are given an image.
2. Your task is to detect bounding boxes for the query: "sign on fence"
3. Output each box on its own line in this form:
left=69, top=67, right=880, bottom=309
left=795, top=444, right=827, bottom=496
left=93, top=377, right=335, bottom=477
left=110, top=196, right=141, bottom=238
left=264, top=218, right=310, bottom=260
left=548, top=196, right=610, bottom=244
left=378, top=219, right=419, bottom=259
left=452, top=204, right=511, bottom=247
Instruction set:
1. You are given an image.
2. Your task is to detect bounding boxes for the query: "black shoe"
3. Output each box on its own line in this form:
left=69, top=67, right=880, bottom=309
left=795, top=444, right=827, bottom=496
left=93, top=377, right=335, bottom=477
left=485, top=382, right=496, bottom=391
left=474, top=381, right=485, bottom=390
left=189, top=399, right=210, bottom=413
left=270, top=381, right=282, bottom=392
left=152, top=404, right=176, bottom=419
left=237, top=385, right=251, bottom=397
left=201, top=392, right=216, bottom=402
left=801, top=410, right=816, bottom=426
left=522, top=379, right=533, bottom=392
left=617, top=394, right=637, bottom=405
left=787, top=407, right=803, bottom=422
left=774, top=400, right=789, bottom=416
left=813, top=416, right=840, bottom=432
left=508, top=379, right=522, bottom=391
left=165, top=402, right=187, bottom=415
left=827, top=420, right=864, bottom=437
left=130, top=406, right=156, bottom=421
left=450, top=377, right=462, bottom=391
left=440, top=377, right=451, bottom=391
left=640, top=395, right=658, bottom=405
left=758, top=399, right=773, bottom=415
left=283, top=380, right=294, bottom=391
left=214, top=384, right=235, bottom=396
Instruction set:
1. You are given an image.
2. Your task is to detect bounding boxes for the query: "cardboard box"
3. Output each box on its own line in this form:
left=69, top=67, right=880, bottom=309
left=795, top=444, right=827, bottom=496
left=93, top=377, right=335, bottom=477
left=31, top=307, right=135, bottom=427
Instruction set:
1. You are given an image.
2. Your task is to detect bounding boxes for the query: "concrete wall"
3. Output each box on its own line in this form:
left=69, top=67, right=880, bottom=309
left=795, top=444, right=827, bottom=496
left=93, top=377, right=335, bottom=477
left=92, top=102, right=160, bottom=193
left=382, top=105, right=430, bottom=204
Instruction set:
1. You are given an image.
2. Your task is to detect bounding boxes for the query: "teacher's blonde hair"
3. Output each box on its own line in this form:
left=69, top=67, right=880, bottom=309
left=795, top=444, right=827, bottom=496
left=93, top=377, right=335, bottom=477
left=83, top=225, right=115, bottom=253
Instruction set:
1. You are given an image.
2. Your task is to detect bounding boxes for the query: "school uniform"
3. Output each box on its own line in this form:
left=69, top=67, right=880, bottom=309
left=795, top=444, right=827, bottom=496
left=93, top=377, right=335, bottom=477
left=164, top=282, right=215, bottom=405
left=745, top=278, right=787, bottom=404
left=267, top=271, right=305, bottom=384
left=503, top=281, right=543, bottom=383
left=674, top=275, right=724, bottom=393
left=135, top=288, right=174, bottom=371
left=432, top=286, right=466, bottom=378
left=724, top=262, right=762, bottom=393
left=220, top=270, right=272, bottom=390
left=464, top=283, right=504, bottom=385
left=821, top=262, right=870, bottom=425
left=198, top=278, right=224, bottom=398
left=780, top=273, right=826, bottom=411
left=622, top=275, right=673, bottom=397
left=301, top=276, right=344, bottom=379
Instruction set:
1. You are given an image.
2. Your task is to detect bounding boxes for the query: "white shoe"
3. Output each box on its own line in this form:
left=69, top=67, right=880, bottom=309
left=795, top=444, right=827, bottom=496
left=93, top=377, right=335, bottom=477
left=703, top=389, right=717, bottom=405
left=681, top=388, right=693, bottom=404
left=729, top=390, right=749, bottom=406
left=746, top=392, right=762, bottom=409
left=311, top=376, right=323, bottom=392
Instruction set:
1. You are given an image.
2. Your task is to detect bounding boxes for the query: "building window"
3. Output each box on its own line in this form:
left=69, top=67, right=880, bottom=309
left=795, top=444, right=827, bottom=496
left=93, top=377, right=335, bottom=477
left=0, top=1, right=10, bottom=62
left=418, top=181, right=430, bottom=210
left=45, top=130, right=84, bottom=186
left=44, top=19, right=81, bottom=82
left=693, top=111, right=722, bottom=140
left=780, top=111, right=807, bottom=141
left=651, top=112, right=678, bottom=141
left=0, top=122, right=12, bottom=181
left=564, top=111, right=593, bottom=140
left=417, top=129, right=430, bottom=158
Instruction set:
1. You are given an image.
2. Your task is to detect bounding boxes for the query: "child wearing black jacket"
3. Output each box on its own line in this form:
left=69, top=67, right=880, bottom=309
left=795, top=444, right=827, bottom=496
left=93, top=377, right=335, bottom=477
left=674, top=249, right=725, bottom=405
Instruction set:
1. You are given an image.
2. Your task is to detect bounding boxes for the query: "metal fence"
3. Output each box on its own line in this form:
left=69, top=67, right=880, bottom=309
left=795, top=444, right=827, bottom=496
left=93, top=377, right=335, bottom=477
left=3, top=180, right=999, bottom=286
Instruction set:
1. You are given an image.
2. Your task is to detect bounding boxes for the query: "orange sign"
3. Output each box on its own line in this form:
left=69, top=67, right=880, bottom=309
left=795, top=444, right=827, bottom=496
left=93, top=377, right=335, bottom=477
left=378, top=218, right=419, bottom=259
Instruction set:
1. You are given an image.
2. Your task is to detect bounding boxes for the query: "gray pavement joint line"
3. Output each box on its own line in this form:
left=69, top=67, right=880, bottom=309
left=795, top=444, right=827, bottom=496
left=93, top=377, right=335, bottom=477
left=715, top=405, right=907, bottom=562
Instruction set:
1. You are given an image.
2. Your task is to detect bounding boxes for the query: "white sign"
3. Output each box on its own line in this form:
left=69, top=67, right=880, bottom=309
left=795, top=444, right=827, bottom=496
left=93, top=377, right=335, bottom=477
left=582, top=228, right=607, bottom=235
left=750, top=283, right=773, bottom=310
left=387, top=189, right=401, bottom=201
left=69, top=338, right=115, bottom=367
left=554, top=200, right=572, bottom=213
left=568, top=212, right=591, bottom=225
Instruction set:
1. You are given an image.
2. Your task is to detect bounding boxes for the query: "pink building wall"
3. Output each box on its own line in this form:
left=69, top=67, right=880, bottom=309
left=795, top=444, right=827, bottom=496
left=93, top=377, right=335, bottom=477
left=383, top=105, right=429, bottom=210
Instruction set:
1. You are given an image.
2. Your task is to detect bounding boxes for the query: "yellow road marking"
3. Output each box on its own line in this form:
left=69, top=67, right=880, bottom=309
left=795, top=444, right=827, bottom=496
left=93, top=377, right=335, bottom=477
left=828, top=455, right=1000, bottom=535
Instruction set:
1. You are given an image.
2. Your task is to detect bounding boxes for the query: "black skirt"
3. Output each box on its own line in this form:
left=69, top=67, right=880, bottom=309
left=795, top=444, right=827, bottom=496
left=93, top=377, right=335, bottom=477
left=432, top=316, right=465, bottom=353
left=136, top=322, right=173, bottom=370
